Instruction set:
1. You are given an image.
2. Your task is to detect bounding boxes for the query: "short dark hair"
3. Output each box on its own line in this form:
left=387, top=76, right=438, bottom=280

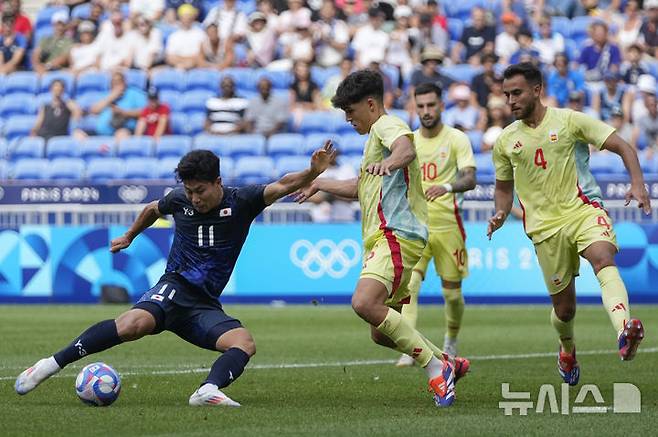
left=331, top=70, right=384, bottom=110
left=50, top=79, right=65, bottom=89
left=175, top=150, right=220, bottom=182
left=414, top=82, right=443, bottom=99
left=503, top=62, right=543, bottom=87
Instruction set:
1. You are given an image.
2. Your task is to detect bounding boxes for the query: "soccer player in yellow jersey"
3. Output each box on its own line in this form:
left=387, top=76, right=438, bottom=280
left=488, top=63, right=651, bottom=386
left=396, top=83, right=476, bottom=367
left=295, top=70, right=469, bottom=407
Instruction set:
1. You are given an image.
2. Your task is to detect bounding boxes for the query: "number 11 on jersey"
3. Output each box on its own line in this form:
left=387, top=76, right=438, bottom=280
left=198, top=225, right=214, bottom=247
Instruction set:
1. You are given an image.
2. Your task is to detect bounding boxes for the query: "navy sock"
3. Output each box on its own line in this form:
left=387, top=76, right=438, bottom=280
left=204, top=348, right=250, bottom=388
left=53, top=319, right=123, bottom=368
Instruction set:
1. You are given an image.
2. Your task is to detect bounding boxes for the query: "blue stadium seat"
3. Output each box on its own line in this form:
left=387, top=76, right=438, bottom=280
left=117, top=137, right=154, bottom=158
left=447, top=20, right=463, bottom=41
left=124, top=69, right=148, bottom=91
left=304, top=133, right=341, bottom=155
left=39, top=71, right=74, bottom=95
left=589, top=152, right=616, bottom=175
left=298, top=112, right=336, bottom=134
left=71, top=2, right=92, bottom=19
left=4, top=72, right=39, bottom=95
left=467, top=130, right=483, bottom=153
left=331, top=113, right=354, bottom=135
left=80, top=136, right=116, bottom=159
left=34, top=26, right=54, bottom=45
left=152, top=68, right=185, bottom=92
left=0, top=159, right=10, bottom=179
left=169, top=112, right=190, bottom=135
left=188, top=113, right=207, bottom=135
left=258, top=70, right=293, bottom=90
left=155, top=135, right=192, bottom=159
left=35, top=6, right=68, bottom=30
left=220, top=156, right=235, bottom=180
left=0, top=138, right=8, bottom=159
left=223, top=68, right=258, bottom=91
left=49, top=157, right=85, bottom=181
left=267, top=133, right=305, bottom=157
left=339, top=133, right=364, bottom=157
left=311, top=66, right=339, bottom=86
left=564, top=38, right=581, bottom=62
left=76, top=71, right=111, bottom=95
left=0, top=94, right=38, bottom=117
left=76, top=91, right=106, bottom=112
left=193, top=134, right=226, bottom=156
left=234, top=156, right=274, bottom=184
left=474, top=153, right=494, bottom=175
left=159, top=90, right=183, bottom=112
left=124, top=157, right=159, bottom=179
left=551, top=16, right=571, bottom=38
left=47, top=136, right=80, bottom=158
left=275, top=155, right=310, bottom=177
left=186, top=69, right=221, bottom=91
left=157, top=157, right=180, bottom=180
left=227, top=134, right=266, bottom=158
left=181, top=90, right=214, bottom=115
left=442, top=65, right=483, bottom=84
left=338, top=155, right=362, bottom=175
left=5, top=115, right=37, bottom=140
left=571, top=16, right=594, bottom=45
left=12, top=137, right=45, bottom=160
left=13, top=158, right=50, bottom=180
left=86, top=158, right=125, bottom=182
left=75, top=115, right=100, bottom=134
left=380, top=65, right=400, bottom=89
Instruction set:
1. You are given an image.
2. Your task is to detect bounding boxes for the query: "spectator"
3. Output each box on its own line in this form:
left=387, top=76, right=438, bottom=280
left=313, top=0, right=350, bottom=68
left=203, top=0, right=248, bottom=41
left=165, top=4, right=206, bottom=70
left=632, top=74, right=658, bottom=122
left=5, top=0, right=31, bottom=41
left=495, top=12, right=521, bottom=64
left=486, top=76, right=509, bottom=117
left=620, top=44, right=648, bottom=87
left=30, top=79, right=82, bottom=141
left=368, top=59, right=395, bottom=109
left=639, top=0, right=658, bottom=58
left=451, top=7, right=495, bottom=65
left=615, top=0, right=643, bottom=53
left=409, top=46, right=454, bottom=99
left=533, top=15, right=565, bottom=65
left=90, top=71, right=147, bottom=140
left=415, top=13, right=448, bottom=60
left=471, top=53, right=498, bottom=109
left=608, top=107, right=634, bottom=146
left=277, top=0, right=312, bottom=35
left=351, top=7, right=389, bottom=68
left=245, top=77, right=289, bottom=137
left=546, top=53, right=586, bottom=107
left=205, top=76, right=249, bottom=135
left=592, top=72, right=631, bottom=122
left=202, top=23, right=234, bottom=69
left=566, top=90, right=599, bottom=119
left=164, top=0, right=204, bottom=24
left=72, top=0, right=103, bottom=41
left=442, top=84, right=486, bottom=132
left=128, top=16, right=163, bottom=71
left=578, top=21, right=621, bottom=87
left=31, top=11, right=73, bottom=75
left=96, top=11, right=133, bottom=71
left=135, top=87, right=171, bottom=141
left=509, top=29, right=541, bottom=65
left=130, top=0, right=165, bottom=22
left=308, top=151, right=357, bottom=223
left=321, top=57, right=353, bottom=108
left=633, top=91, right=658, bottom=154
left=0, top=14, right=27, bottom=75
left=385, top=5, right=414, bottom=79
left=481, top=100, right=511, bottom=152
left=289, top=60, right=322, bottom=124
left=423, top=0, right=450, bottom=53
left=256, top=0, right=280, bottom=31
left=245, top=11, right=276, bottom=68
left=278, top=16, right=314, bottom=65
left=68, top=21, right=100, bottom=76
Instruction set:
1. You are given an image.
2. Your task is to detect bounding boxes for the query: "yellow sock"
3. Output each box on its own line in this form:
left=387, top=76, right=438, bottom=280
left=551, top=309, right=575, bottom=353
left=400, top=270, right=422, bottom=329
left=376, top=308, right=434, bottom=367
left=597, top=266, right=630, bottom=335
left=443, top=287, right=464, bottom=339
left=418, top=332, right=445, bottom=358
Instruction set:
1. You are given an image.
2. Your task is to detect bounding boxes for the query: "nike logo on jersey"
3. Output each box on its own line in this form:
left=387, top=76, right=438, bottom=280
left=220, top=208, right=232, bottom=217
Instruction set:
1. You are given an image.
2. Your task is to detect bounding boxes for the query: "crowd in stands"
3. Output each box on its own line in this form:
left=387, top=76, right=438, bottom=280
left=0, top=0, right=658, bottom=184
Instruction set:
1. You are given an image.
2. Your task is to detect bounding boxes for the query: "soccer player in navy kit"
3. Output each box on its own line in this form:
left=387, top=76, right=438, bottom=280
left=16, top=144, right=335, bottom=407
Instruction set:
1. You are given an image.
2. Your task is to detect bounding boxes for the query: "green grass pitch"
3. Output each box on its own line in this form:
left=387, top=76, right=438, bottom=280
left=1, top=304, right=656, bottom=436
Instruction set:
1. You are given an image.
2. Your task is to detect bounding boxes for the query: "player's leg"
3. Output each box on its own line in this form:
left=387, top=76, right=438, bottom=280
left=441, top=279, right=464, bottom=357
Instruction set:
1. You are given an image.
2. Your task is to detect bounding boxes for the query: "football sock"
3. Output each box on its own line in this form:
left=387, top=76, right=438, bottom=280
left=53, top=320, right=122, bottom=368
left=400, top=270, right=422, bottom=329
left=376, top=308, right=434, bottom=367
left=551, top=309, right=575, bottom=354
left=443, top=287, right=464, bottom=339
left=418, top=332, right=446, bottom=358
left=204, top=348, right=250, bottom=389
left=597, top=266, right=630, bottom=336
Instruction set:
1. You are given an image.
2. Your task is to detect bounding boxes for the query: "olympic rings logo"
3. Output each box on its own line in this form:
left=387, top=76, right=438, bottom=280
left=290, top=239, right=361, bottom=279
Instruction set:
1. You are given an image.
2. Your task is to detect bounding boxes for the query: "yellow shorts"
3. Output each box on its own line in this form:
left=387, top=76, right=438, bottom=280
left=413, top=227, right=468, bottom=282
left=360, top=231, right=426, bottom=307
left=535, top=207, right=618, bottom=295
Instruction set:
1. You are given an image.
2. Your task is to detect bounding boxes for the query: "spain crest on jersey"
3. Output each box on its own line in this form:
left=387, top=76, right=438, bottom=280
left=549, top=131, right=558, bottom=143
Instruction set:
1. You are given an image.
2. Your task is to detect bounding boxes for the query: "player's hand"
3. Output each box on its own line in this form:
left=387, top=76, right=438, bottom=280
left=309, top=140, right=336, bottom=174
left=487, top=210, right=507, bottom=240
left=110, top=235, right=132, bottom=253
left=625, top=182, right=652, bottom=215
left=366, top=160, right=393, bottom=176
left=425, top=185, right=448, bottom=201
left=292, top=182, right=319, bottom=204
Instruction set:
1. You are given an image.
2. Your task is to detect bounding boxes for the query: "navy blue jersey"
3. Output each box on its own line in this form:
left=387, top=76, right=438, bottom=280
left=157, top=185, right=266, bottom=305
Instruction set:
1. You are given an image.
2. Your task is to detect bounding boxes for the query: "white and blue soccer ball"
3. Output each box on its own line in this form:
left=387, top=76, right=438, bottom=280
left=75, top=362, right=121, bottom=406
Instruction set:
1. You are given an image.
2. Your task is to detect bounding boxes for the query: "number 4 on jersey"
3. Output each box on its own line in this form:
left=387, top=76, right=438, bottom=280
left=534, top=148, right=547, bottom=169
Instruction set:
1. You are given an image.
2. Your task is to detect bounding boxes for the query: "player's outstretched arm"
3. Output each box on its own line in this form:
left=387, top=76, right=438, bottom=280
left=425, top=166, right=477, bottom=201
left=601, top=133, right=652, bottom=214
left=110, top=200, right=163, bottom=253
left=293, top=177, right=359, bottom=203
left=366, top=135, right=416, bottom=176
left=263, top=141, right=336, bottom=205
left=487, top=179, right=514, bottom=240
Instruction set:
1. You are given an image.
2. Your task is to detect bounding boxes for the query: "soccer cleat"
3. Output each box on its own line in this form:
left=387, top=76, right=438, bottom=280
left=428, top=360, right=456, bottom=407
left=557, top=346, right=580, bottom=386
left=15, top=356, right=61, bottom=395
left=443, top=335, right=457, bottom=358
left=441, top=353, right=469, bottom=382
left=189, top=384, right=241, bottom=407
left=618, top=318, right=644, bottom=361
left=395, top=354, right=415, bottom=368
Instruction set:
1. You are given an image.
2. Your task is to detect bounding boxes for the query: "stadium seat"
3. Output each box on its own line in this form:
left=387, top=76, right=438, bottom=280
left=571, top=16, right=594, bottom=45
left=474, top=152, right=494, bottom=175
left=551, top=16, right=571, bottom=38
left=12, top=158, right=50, bottom=180
left=46, top=136, right=80, bottom=159
left=117, top=137, right=154, bottom=158
left=311, top=66, right=339, bottom=86
left=181, top=90, right=214, bottom=115
left=220, top=156, right=235, bottom=180
left=338, top=155, right=362, bottom=175
left=124, top=69, right=148, bottom=90
left=86, top=158, right=125, bottom=182
left=298, top=112, right=336, bottom=134
left=5, top=115, right=37, bottom=140
left=275, top=155, right=311, bottom=177
left=157, top=157, right=180, bottom=180
left=0, top=138, right=8, bottom=159
left=124, top=157, right=159, bottom=179
left=332, top=113, right=354, bottom=135
left=447, top=20, right=464, bottom=41
left=467, top=130, right=483, bottom=153
left=76, top=71, right=111, bottom=95
left=267, top=133, right=305, bottom=157
left=193, top=134, right=227, bottom=156
left=34, top=26, right=54, bottom=45
left=380, top=65, right=400, bottom=89
left=588, top=151, right=616, bottom=175
left=234, top=156, right=275, bottom=184
left=71, top=2, right=92, bottom=19
left=155, top=135, right=192, bottom=159
left=169, top=112, right=190, bottom=135
left=0, top=159, right=10, bottom=179
left=339, top=133, right=364, bottom=157
left=75, top=114, right=100, bottom=134
left=152, top=68, right=185, bottom=92
left=35, top=6, right=68, bottom=30
left=188, top=113, right=207, bottom=135
left=186, top=69, right=221, bottom=91
left=304, top=133, right=341, bottom=155
left=49, top=157, right=85, bottom=181
left=11, top=137, right=45, bottom=160
left=223, top=68, right=258, bottom=91
left=226, top=134, right=266, bottom=158
left=258, top=70, right=293, bottom=90
left=159, top=90, right=183, bottom=112
left=39, top=71, right=74, bottom=95
left=0, top=94, right=38, bottom=117
left=80, top=136, right=116, bottom=159
left=4, top=72, right=39, bottom=95
left=442, top=65, right=483, bottom=84
left=76, top=91, right=106, bottom=112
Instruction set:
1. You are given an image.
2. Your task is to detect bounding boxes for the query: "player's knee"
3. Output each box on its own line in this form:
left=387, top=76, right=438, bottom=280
left=115, top=311, right=155, bottom=341
left=239, top=337, right=256, bottom=357
left=351, top=294, right=371, bottom=319
left=555, top=305, right=576, bottom=322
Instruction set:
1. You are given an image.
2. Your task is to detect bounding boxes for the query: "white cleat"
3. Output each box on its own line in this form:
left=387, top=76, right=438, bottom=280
left=395, top=354, right=415, bottom=368
left=189, top=384, right=241, bottom=407
left=443, top=335, right=458, bottom=358
left=15, top=356, right=61, bottom=395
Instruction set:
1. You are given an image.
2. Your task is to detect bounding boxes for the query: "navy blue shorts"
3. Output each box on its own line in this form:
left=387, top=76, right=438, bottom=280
left=133, top=275, right=242, bottom=351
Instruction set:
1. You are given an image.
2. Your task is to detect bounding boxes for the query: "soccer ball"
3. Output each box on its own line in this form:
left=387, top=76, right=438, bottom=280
left=75, top=362, right=121, bottom=406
